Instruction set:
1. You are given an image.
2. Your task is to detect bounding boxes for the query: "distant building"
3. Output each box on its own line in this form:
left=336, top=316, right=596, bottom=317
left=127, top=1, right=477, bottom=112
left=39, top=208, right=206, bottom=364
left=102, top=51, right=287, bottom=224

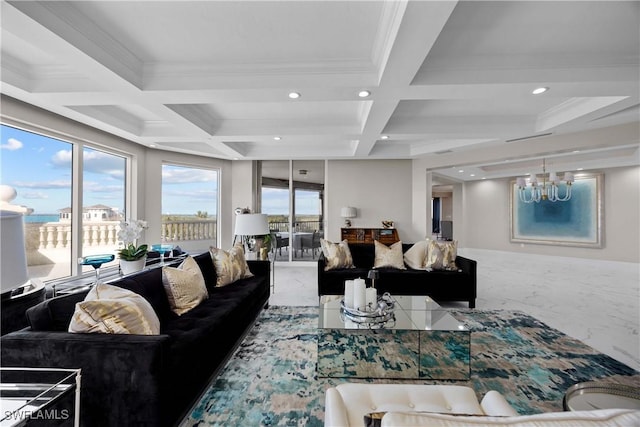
left=58, top=205, right=120, bottom=222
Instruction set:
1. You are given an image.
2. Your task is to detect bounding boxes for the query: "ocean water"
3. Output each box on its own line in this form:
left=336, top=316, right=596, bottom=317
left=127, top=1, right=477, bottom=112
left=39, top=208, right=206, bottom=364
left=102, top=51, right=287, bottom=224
left=24, top=214, right=59, bottom=223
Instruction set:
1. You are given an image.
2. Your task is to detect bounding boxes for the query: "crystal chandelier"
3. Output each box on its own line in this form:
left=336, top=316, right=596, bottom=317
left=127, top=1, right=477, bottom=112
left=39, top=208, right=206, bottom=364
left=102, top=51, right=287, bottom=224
left=516, top=159, right=574, bottom=203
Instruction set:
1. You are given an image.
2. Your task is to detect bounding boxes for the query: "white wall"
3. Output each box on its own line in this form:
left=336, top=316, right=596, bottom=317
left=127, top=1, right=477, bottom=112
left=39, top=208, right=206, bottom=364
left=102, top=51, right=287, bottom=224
left=326, top=160, right=414, bottom=242
left=462, top=166, right=640, bottom=263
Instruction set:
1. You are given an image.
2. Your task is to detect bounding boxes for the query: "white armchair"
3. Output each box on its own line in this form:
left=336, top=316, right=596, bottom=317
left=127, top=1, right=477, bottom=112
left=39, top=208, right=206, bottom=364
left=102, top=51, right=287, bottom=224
left=324, top=383, right=518, bottom=427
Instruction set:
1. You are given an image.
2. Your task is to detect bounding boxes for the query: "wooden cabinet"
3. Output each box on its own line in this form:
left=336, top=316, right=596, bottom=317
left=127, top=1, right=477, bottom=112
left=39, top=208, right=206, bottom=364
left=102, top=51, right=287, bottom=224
left=341, top=227, right=399, bottom=245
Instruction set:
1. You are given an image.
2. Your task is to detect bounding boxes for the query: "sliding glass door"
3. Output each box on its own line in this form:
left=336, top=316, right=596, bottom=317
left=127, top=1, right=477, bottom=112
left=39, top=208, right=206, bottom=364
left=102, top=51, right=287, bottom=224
left=260, top=160, right=324, bottom=262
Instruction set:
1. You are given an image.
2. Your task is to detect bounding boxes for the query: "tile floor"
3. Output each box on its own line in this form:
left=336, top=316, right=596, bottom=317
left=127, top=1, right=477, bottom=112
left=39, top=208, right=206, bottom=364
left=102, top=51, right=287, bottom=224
left=269, top=248, right=640, bottom=372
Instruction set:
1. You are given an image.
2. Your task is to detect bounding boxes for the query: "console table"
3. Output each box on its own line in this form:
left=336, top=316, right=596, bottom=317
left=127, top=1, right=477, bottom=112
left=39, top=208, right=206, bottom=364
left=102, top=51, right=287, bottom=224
left=341, top=227, right=399, bottom=245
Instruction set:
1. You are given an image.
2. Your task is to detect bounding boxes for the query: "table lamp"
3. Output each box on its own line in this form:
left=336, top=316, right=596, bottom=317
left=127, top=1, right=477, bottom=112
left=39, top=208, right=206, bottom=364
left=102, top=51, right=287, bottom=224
left=341, top=207, right=357, bottom=227
left=234, top=213, right=270, bottom=256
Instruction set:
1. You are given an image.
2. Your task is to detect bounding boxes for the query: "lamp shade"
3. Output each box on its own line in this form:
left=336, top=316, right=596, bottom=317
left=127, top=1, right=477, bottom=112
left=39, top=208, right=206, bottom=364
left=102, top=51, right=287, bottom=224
left=234, top=213, right=270, bottom=236
left=340, top=207, right=357, bottom=218
left=1, top=210, right=29, bottom=293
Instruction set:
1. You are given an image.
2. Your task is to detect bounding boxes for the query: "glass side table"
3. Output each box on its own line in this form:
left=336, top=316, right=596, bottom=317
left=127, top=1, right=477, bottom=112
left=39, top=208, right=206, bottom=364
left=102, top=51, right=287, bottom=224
left=563, top=382, right=640, bottom=411
left=1, top=368, right=81, bottom=427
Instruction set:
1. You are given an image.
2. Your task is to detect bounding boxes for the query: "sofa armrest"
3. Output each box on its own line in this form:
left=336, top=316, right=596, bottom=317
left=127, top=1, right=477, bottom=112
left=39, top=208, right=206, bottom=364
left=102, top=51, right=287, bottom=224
left=1, top=330, right=171, bottom=426
left=324, top=387, right=350, bottom=427
left=317, top=253, right=327, bottom=296
left=455, top=256, right=476, bottom=275
left=247, top=260, right=271, bottom=278
left=480, top=390, right=519, bottom=416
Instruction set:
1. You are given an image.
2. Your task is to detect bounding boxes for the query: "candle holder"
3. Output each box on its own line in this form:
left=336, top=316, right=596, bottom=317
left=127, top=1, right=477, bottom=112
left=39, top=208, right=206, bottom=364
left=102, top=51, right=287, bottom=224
left=367, top=269, right=379, bottom=288
left=340, top=292, right=395, bottom=328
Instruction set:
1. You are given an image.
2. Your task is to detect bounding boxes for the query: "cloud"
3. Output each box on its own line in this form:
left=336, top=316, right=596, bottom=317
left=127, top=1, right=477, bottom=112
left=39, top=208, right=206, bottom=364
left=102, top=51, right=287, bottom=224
left=50, top=149, right=126, bottom=180
left=1, top=138, right=23, bottom=150
left=13, top=180, right=71, bottom=189
left=22, top=192, right=49, bottom=200
left=162, top=167, right=218, bottom=184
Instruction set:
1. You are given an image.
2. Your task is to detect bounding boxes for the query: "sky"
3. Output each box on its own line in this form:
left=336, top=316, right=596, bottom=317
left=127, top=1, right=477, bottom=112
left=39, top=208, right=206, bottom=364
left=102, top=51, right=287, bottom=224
left=1, top=125, right=217, bottom=217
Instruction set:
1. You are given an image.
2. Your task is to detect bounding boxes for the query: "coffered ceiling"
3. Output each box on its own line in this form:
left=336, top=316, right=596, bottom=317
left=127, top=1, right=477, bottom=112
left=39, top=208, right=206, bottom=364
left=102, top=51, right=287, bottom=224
left=1, top=1, right=638, bottom=181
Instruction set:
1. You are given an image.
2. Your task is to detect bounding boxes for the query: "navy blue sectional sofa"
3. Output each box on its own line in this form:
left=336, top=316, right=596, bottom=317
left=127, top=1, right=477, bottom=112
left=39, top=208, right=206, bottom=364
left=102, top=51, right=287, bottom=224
left=0, top=252, right=270, bottom=427
left=317, top=243, right=477, bottom=308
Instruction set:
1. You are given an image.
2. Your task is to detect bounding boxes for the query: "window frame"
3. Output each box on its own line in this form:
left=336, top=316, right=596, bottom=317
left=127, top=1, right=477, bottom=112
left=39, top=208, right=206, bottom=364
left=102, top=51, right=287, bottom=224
left=1, top=119, right=135, bottom=283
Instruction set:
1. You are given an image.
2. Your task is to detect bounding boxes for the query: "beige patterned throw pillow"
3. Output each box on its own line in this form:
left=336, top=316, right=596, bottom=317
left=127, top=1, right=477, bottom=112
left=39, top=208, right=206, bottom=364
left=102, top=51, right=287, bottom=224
left=374, top=240, right=406, bottom=269
left=403, top=239, right=429, bottom=270
left=162, top=256, right=208, bottom=315
left=425, top=239, right=458, bottom=271
left=209, top=243, right=254, bottom=287
left=320, top=239, right=355, bottom=271
left=69, top=283, right=160, bottom=335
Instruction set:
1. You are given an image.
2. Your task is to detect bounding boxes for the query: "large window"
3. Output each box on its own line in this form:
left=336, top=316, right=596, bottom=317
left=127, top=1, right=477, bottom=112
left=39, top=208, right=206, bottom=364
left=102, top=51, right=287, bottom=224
left=1, top=124, right=128, bottom=282
left=161, top=163, right=219, bottom=251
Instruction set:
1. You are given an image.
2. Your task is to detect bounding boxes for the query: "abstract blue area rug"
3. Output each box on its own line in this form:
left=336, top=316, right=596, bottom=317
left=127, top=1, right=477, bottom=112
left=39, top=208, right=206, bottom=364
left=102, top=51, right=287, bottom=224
left=183, top=306, right=639, bottom=426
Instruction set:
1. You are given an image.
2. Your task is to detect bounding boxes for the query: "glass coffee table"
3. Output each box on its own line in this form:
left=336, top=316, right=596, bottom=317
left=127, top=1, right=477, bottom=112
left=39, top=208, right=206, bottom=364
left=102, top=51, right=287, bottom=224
left=1, top=368, right=80, bottom=427
left=318, top=294, right=470, bottom=380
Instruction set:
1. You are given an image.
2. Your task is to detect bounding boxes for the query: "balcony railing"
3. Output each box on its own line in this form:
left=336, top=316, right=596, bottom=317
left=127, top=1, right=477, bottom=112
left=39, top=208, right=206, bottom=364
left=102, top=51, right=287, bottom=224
left=161, top=220, right=217, bottom=242
left=268, top=220, right=322, bottom=233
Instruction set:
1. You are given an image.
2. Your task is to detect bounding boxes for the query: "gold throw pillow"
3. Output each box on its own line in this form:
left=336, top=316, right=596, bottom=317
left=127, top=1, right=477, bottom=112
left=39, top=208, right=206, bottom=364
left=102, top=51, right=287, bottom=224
left=374, top=240, right=406, bottom=269
left=426, top=239, right=458, bottom=271
left=209, top=243, right=254, bottom=287
left=162, top=255, right=209, bottom=315
left=69, top=283, right=160, bottom=335
left=320, top=239, right=355, bottom=271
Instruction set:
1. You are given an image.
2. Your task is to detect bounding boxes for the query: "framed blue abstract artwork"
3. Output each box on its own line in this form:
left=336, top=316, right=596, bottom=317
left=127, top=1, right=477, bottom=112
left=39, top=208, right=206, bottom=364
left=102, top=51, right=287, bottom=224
left=510, top=173, right=603, bottom=247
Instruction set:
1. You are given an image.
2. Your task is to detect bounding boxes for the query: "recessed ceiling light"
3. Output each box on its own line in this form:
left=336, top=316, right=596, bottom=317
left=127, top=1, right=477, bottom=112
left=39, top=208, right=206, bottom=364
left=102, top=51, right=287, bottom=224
left=470, top=174, right=475, bottom=177
left=577, top=168, right=584, bottom=171
left=273, top=136, right=281, bottom=141
left=149, top=144, right=156, bottom=148
left=288, top=92, right=301, bottom=99
left=458, top=169, right=464, bottom=173
left=532, top=87, right=548, bottom=95
left=380, top=135, right=389, bottom=140
left=358, top=90, right=371, bottom=98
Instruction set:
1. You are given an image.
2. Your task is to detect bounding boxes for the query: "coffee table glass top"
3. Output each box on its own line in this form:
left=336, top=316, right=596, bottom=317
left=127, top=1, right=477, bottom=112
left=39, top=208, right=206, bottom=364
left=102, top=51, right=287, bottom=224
left=319, top=294, right=467, bottom=331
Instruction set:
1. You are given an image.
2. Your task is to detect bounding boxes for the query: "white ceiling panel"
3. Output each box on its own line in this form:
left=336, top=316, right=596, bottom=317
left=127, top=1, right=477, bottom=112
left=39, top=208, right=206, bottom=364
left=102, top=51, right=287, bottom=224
left=1, top=0, right=637, bottom=180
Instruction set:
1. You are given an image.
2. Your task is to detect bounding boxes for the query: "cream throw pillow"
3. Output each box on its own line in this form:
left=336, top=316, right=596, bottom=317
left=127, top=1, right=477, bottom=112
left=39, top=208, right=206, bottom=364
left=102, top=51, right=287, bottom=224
left=209, top=243, right=254, bottom=287
left=403, top=239, right=429, bottom=270
left=425, top=239, right=458, bottom=271
left=69, top=283, right=160, bottom=335
left=162, top=255, right=208, bottom=315
left=320, top=239, right=355, bottom=271
left=374, top=240, right=406, bottom=269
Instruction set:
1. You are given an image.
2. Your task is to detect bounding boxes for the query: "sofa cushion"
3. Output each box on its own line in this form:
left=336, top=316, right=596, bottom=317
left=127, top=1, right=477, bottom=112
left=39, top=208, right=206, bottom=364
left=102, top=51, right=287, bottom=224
left=374, top=240, right=406, bottom=269
left=113, top=268, right=177, bottom=324
left=162, top=256, right=209, bottom=316
left=68, top=283, right=160, bottom=335
left=320, top=239, right=355, bottom=271
left=380, top=409, right=640, bottom=427
left=192, top=252, right=218, bottom=292
left=404, top=240, right=429, bottom=270
left=209, top=244, right=254, bottom=287
left=426, top=240, right=458, bottom=271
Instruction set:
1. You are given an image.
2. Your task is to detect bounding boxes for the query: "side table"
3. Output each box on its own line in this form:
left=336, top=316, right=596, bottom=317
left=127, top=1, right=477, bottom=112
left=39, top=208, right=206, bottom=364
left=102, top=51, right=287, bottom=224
left=563, top=382, right=640, bottom=411
left=1, top=367, right=81, bottom=427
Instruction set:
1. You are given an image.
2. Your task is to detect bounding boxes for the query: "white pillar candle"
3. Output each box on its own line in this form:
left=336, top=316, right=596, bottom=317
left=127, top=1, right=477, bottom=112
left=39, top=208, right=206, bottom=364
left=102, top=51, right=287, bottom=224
left=353, top=279, right=366, bottom=311
left=365, top=287, right=377, bottom=312
left=344, top=280, right=355, bottom=309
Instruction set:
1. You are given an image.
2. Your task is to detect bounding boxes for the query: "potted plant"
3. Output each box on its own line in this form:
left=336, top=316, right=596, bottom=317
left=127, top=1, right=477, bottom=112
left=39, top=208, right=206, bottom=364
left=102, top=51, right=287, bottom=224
left=117, top=219, right=149, bottom=275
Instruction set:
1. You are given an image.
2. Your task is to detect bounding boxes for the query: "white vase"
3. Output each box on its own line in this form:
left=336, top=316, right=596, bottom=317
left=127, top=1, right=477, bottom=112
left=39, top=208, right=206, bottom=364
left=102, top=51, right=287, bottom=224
left=120, top=256, right=147, bottom=275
